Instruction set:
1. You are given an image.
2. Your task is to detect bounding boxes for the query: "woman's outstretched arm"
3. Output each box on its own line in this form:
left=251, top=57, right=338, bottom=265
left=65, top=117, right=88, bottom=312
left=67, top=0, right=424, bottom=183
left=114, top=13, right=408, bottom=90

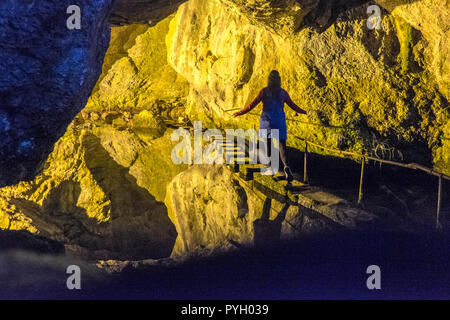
left=233, top=89, right=265, bottom=117
left=283, top=90, right=306, bottom=114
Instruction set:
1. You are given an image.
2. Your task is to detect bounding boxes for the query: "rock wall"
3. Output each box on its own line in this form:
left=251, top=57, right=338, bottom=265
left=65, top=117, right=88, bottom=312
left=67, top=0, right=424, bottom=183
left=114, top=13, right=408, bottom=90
left=0, top=10, right=191, bottom=260
left=0, top=0, right=113, bottom=187
left=0, top=0, right=448, bottom=261
left=0, top=0, right=189, bottom=188
left=165, top=165, right=258, bottom=256
left=0, top=122, right=189, bottom=260
left=86, top=16, right=189, bottom=112
left=1, top=0, right=447, bottom=187
left=377, top=0, right=449, bottom=100
left=166, top=0, right=449, bottom=173
left=165, top=165, right=342, bottom=257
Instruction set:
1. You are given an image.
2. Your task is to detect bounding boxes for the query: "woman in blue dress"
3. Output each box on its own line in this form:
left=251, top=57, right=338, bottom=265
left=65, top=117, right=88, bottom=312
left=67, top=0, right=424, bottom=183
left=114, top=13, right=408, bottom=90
left=233, top=70, right=307, bottom=181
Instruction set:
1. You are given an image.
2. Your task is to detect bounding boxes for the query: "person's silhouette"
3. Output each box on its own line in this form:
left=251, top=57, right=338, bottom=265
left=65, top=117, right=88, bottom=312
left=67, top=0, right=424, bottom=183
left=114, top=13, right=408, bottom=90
left=253, top=197, right=290, bottom=249
left=234, top=70, right=307, bottom=181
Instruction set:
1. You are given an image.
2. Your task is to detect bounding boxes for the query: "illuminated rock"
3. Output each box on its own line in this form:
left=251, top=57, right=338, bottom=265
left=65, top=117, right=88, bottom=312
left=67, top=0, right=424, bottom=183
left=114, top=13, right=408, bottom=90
left=166, top=0, right=449, bottom=173
left=0, top=0, right=448, bottom=261
left=165, top=165, right=256, bottom=256
left=1, top=0, right=448, bottom=187
left=0, top=127, right=188, bottom=260
left=86, top=16, right=189, bottom=113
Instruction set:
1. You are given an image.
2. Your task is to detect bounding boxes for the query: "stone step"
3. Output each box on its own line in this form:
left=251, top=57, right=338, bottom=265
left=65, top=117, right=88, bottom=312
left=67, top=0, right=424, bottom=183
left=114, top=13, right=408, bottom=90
left=247, top=167, right=264, bottom=173
left=223, top=147, right=245, bottom=152
left=219, top=131, right=383, bottom=231
left=225, top=156, right=250, bottom=164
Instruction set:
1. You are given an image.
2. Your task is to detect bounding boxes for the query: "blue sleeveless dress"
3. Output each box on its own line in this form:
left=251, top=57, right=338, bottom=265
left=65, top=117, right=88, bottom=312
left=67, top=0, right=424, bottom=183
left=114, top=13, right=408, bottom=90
left=258, top=94, right=287, bottom=140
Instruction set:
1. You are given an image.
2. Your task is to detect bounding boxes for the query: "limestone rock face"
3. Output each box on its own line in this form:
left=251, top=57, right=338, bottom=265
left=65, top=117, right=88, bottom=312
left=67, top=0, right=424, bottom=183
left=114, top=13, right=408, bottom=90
left=222, top=0, right=392, bottom=34
left=378, top=0, right=449, bottom=99
left=165, top=165, right=258, bottom=256
left=221, top=0, right=319, bottom=34
left=0, top=0, right=190, bottom=188
left=0, top=0, right=113, bottom=187
left=1, top=0, right=448, bottom=262
left=166, top=0, right=449, bottom=173
left=86, top=16, right=189, bottom=112
left=165, top=165, right=336, bottom=257
left=0, top=2, right=191, bottom=259
left=2, top=0, right=448, bottom=188
left=0, top=124, right=189, bottom=260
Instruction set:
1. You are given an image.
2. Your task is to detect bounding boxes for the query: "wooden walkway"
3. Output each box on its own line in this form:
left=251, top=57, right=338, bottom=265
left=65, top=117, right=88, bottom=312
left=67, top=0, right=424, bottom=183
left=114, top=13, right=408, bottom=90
left=173, top=120, right=447, bottom=231
left=210, top=133, right=383, bottom=231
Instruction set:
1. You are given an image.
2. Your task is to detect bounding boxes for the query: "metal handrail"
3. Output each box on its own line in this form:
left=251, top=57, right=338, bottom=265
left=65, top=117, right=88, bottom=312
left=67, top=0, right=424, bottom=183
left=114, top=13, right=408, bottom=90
left=294, top=135, right=448, bottom=230
left=227, top=108, right=447, bottom=229
left=295, top=136, right=450, bottom=180
left=294, top=136, right=450, bottom=181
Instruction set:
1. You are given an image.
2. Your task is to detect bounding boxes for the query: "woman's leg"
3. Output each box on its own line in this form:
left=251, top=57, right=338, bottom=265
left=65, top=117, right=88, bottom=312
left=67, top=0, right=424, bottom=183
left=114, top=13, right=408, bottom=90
left=280, top=139, right=293, bottom=181
left=259, top=138, right=272, bottom=165
left=279, top=139, right=288, bottom=168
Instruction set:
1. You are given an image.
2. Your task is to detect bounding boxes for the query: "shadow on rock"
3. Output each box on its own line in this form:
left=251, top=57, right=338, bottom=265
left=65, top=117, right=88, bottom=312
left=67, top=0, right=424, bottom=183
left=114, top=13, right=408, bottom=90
left=253, top=198, right=289, bottom=249
left=80, top=133, right=177, bottom=260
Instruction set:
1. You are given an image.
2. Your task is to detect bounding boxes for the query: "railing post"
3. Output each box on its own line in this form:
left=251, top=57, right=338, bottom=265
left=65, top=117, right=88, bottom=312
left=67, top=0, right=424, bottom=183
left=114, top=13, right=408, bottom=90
left=358, top=155, right=365, bottom=205
left=303, top=141, right=309, bottom=184
left=436, top=175, right=443, bottom=230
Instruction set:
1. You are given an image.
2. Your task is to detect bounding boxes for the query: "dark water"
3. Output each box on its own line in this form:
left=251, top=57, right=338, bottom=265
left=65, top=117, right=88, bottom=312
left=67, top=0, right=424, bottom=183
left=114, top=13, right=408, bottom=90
left=2, top=230, right=449, bottom=299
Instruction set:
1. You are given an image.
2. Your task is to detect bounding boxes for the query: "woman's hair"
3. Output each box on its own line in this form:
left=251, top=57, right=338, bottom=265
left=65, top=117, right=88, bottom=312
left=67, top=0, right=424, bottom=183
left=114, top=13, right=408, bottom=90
left=268, top=70, right=282, bottom=98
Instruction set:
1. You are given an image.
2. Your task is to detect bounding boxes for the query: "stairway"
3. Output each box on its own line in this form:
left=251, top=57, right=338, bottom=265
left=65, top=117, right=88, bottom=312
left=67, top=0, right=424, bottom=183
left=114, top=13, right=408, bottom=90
left=168, top=123, right=384, bottom=231
left=210, top=132, right=382, bottom=231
